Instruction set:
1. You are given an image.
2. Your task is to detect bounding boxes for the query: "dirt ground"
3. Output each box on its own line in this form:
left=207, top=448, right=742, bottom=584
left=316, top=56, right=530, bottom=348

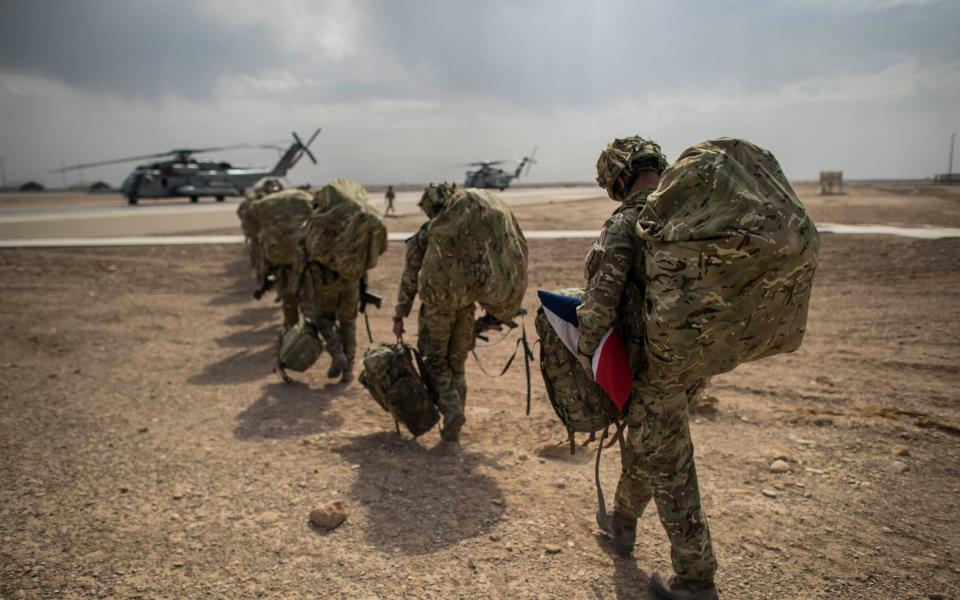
left=1, top=185, right=959, bottom=599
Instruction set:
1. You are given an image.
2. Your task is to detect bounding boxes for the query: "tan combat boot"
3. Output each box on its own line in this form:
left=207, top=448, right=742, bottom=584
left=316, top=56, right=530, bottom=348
left=650, top=571, right=719, bottom=600
left=340, top=361, right=355, bottom=384
left=597, top=509, right=637, bottom=557
left=440, top=409, right=466, bottom=442
left=327, top=351, right=348, bottom=379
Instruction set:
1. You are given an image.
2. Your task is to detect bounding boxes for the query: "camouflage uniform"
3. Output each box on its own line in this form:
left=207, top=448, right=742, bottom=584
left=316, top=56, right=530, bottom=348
left=394, top=191, right=476, bottom=420
left=236, top=183, right=308, bottom=332
left=299, top=260, right=360, bottom=370
left=576, top=137, right=717, bottom=586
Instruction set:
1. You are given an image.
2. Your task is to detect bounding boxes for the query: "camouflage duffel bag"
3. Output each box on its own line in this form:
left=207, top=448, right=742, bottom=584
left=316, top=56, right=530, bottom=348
left=359, top=343, right=439, bottom=437
left=637, top=137, right=819, bottom=392
left=534, top=288, right=620, bottom=442
left=278, top=320, right=324, bottom=372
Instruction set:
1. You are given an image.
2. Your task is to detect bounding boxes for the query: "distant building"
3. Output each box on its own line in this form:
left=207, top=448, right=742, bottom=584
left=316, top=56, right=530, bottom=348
left=89, top=181, right=113, bottom=193
left=933, top=173, right=960, bottom=184
left=19, top=181, right=45, bottom=192
left=819, top=171, right=843, bottom=195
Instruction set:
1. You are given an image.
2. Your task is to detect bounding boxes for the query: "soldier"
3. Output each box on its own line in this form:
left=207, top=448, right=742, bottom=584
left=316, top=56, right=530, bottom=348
left=298, top=258, right=360, bottom=383
left=384, top=185, right=396, bottom=216
left=577, top=137, right=719, bottom=599
left=236, top=179, right=305, bottom=332
left=391, top=183, right=471, bottom=442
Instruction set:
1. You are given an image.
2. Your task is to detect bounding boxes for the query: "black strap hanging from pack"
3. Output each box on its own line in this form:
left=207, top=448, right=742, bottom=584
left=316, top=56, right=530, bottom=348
left=594, top=424, right=612, bottom=535
left=470, top=313, right=534, bottom=416
left=364, top=311, right=374, bottom=343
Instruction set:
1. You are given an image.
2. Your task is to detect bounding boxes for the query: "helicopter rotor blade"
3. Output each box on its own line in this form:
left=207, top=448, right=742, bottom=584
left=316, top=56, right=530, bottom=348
left=51, top=150, right=179, bottom=172
left=525, top=145, right=538, bottom=176
left=292, top=131, right=318, bottom=165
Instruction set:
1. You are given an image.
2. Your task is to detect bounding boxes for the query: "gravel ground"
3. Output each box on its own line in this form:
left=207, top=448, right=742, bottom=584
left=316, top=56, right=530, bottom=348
left=1, top=187, right=959, bottom=599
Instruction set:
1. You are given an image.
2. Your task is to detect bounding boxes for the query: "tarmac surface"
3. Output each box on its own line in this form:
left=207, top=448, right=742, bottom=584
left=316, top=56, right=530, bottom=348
left=0, top=187, right=604, bottom=240
left=2, top=184, right=959, bottom=245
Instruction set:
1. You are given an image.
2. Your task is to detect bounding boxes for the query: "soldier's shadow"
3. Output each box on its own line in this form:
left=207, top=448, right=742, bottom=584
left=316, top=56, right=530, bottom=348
left=223, top=306, right=277, bottom=327
left=233, top=381, right=344, bottom=440
left=594, top=535, right=653, bottom=599
left=335, top=432, right=506, bottom=555
left=208, top=257, right=257, bottom=306
left=187, top=345, right=277, bottom=385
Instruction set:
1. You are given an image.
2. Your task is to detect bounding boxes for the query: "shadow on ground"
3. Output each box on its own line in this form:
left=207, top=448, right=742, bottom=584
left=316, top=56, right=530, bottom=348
left=233, top=381, right=344, bottom=439
left=187, top=345, right=277, bottom=385
left=214, top=326, right=277, bottom=348
left=223, top=306, right=278, bottom=327
left=208, top=257, right=257, bottom=306
left=593, top=533, right=653, bottom=599
left=335, top=432, right=506, bottom=554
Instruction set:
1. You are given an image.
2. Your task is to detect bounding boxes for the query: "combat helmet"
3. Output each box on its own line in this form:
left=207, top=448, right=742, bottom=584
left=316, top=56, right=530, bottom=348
left=418, top=182, right=457, bottom=218
left=256, top=178, right=284, bottom=197
left=595, top=136, right=668, bottom=200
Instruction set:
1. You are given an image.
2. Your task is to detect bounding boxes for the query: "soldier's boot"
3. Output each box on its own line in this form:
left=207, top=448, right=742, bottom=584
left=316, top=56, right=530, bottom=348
left=327, top=351, right=348, bottom=379
left=649, top=572, right=719, bottom=600
left=317, top=317, right=347, bottom=378
left=440, top=408, right=466, bottom=442
left=597, top=509, right=637, bottom=557
left=340, top=361, right=355, bottom=384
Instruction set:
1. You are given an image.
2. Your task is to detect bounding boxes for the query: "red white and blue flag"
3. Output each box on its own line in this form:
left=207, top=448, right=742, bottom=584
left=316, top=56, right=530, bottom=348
left=537, top=290, right=633, bottom=414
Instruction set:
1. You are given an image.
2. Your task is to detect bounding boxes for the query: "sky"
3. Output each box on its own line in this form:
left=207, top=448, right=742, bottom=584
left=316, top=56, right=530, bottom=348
left=0, top=0, right=958, bottom=188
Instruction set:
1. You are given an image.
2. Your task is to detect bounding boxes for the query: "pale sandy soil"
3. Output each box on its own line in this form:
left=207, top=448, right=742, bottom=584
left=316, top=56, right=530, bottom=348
left=1, top=186, right=959, bottom=599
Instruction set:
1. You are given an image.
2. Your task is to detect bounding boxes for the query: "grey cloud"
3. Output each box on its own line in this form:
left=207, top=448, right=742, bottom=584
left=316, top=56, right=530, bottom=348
left=2, top=0, right=957, bottom=107
left=0, top=0, right=283, bottom=99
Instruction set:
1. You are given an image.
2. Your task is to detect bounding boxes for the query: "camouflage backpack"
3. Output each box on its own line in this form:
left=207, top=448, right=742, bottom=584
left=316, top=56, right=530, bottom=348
left=535, top=288, right=621, bottom=445
left=359, top=343, right=439, bottom=437
left=278, top=320, right=324, bottom=374
left=241, top=189, right=314, bottom=267
left=636, top=137, right=819, bottom=393
left=302, top=179, right=388, bottom=281
left=420, top=188, right=528, bottom=322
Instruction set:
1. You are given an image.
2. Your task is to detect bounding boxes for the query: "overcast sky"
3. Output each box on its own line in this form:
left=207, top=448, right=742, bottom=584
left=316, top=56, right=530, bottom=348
left=1, top=0, right=958, bottom=188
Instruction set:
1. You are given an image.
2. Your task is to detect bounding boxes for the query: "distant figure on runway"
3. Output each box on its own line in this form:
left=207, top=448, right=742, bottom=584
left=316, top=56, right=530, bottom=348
left=384, top=185, right=396, bottom=216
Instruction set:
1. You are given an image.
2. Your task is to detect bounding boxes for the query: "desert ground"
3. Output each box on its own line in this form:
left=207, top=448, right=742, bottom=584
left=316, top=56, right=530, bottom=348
left=1, top=182, right=959, bottom=599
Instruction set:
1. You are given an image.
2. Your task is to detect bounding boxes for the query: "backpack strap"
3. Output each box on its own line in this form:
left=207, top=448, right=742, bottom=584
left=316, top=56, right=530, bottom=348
left=594, top=424, right=612, bottom=536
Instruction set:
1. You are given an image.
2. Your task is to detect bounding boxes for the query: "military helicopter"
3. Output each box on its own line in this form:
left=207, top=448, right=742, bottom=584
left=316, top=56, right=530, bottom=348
left=463, top=146, right=538, bottom=190
left=53, top=129, right=321, bottom=205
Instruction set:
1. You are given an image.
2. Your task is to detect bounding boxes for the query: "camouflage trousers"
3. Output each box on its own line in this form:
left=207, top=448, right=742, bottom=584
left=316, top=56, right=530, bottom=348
left=299, top=264, right=359, bottom=365
left=615, top=388, right=717, bottom=585
left=274, top=266, right=301, bottom=331
left=417, top=303, right=476, bottom=416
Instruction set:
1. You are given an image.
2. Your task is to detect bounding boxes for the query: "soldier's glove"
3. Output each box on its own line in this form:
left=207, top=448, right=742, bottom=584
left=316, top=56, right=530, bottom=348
left=576, top=352, right=595, bottom=382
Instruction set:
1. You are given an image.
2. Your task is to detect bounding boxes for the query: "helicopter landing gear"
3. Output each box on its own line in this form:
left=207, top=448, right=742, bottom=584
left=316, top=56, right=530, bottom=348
left=189, top=195, right=199, bottom=203
left=215, top=195, right=225, bottom=203
left=126, top=194, right=138, bottom=205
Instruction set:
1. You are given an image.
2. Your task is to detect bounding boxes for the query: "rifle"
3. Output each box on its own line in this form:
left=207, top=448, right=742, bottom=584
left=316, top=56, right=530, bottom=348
left=359, top=278, right=382, bottom=313
left=359, top=278, right=382, bottom=343
left=471, top=308, right=534, bottom=414
left=474, top=307, right=527, bottom=342
left=253, top=271, right=277, bottom=300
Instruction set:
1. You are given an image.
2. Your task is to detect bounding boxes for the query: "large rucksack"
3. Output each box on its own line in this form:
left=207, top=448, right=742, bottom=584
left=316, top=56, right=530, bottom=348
left=359, top=343, right=439, bottom=437
left=241, top=189, right=314, bottom=267
left=302, top=179, right=388, bottom=280
left=419, top=189, right=528, bottom=322
left=636, top=137, right=819, bottom=392
left=535, top=288, right=618, bottom=439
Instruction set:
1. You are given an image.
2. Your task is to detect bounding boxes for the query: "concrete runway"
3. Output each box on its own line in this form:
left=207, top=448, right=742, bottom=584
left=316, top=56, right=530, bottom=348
left=2, top=224, right=959, bottom=249
left=2, top=185, right=959, bottom=246
left=0, top=187, right=602, bottom=240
